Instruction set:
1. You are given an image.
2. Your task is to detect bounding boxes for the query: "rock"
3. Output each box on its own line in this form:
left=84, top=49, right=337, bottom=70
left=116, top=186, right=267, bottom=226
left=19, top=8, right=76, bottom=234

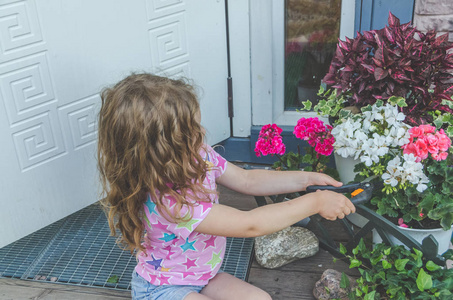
left=254, top=226, right=318, bottom=269
left=415, top=0, right=453, bottom=15
left=313, top=269, right=356, bottom=300
left=413, top=16, right=453, bottom=33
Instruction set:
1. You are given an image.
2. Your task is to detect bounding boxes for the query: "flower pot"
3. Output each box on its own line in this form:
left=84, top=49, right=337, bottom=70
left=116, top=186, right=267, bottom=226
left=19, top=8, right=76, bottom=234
left=334, top=153, right=359, bottom=184
left=334, top=153, right=368, bottom=227
left=372, top=226, right=453, bottom=256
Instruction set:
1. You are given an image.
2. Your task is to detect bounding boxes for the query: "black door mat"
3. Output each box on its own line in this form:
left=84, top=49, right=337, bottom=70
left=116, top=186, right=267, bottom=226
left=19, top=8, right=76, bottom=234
left=0, top=203, right=254, bottom=290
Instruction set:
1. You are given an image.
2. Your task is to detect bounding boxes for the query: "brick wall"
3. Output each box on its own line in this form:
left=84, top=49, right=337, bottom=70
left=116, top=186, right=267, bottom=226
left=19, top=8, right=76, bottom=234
left=413, top=0, right=453, bottom=41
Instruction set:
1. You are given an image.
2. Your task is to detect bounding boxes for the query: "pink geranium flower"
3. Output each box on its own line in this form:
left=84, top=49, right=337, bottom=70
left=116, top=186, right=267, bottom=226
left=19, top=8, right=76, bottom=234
left=294, top=117, right=334, bottom=156
left=436, top=129, right=451, bottom=152
left=403, top=125, right=451, bottom=162
left=398, top=218, right=409, bottom=228
left=255, top=124, right=286, bottom=157
left=419, top=124, right=435, bottom=134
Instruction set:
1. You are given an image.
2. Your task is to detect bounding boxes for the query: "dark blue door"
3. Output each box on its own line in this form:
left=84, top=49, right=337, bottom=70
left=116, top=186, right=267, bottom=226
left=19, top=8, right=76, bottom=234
left=355, top=0, right=415, bottom=33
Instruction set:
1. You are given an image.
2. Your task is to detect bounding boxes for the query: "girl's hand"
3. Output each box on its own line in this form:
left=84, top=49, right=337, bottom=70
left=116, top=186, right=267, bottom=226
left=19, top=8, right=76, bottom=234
left=314, top=190, right=355, bottom=221
left=301, top=172, right=343, bottom=191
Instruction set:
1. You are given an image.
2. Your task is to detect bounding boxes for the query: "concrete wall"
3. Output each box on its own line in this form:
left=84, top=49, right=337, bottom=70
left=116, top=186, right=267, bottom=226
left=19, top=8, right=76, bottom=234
left=414, top=0, right=453, bottom=41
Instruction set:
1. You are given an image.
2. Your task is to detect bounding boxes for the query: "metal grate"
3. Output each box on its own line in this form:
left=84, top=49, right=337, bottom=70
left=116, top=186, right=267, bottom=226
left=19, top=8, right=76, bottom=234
left=0, top=217, right=66, bottom=279
left=0, top=203, right=254, bottom=290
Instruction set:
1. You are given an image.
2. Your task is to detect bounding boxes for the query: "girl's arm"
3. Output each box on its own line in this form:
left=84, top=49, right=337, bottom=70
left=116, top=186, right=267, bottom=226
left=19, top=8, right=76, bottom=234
left=195, top=190, right=355, bottom=238
left=216, top=161, right=342, bottom=196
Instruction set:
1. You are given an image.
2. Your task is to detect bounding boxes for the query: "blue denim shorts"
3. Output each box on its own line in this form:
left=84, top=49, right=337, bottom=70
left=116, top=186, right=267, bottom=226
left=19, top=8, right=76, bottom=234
left=131, top=271, right=205, bottom=300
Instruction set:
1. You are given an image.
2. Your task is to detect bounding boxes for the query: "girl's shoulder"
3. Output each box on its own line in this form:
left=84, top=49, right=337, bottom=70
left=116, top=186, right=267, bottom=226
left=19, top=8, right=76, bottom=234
left=201, top=144, right=227, bottom=176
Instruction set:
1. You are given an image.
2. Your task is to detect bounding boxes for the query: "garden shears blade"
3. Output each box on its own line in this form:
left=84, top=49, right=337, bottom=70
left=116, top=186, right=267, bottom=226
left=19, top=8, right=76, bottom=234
left=305, top=181, right=374, bottom=205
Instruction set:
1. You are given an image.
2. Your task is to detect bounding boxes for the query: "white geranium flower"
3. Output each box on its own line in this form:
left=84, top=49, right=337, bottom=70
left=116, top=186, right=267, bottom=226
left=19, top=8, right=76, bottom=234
left=336, top=146, right=356, bottom=158
left=372, top=134, right=389, bottom=156
left=383, top=104, right=405, bottom=125
left=362, top=118, right=371, bottom=131
left=416, top=175, right=429, bottom=192
left=361, top=155, right=374, bottom=167
left=382, top=173, right=399, bottom=187
left=391, top=126, right=411, bottom=146
left=382, top=156, right=402, bottom=186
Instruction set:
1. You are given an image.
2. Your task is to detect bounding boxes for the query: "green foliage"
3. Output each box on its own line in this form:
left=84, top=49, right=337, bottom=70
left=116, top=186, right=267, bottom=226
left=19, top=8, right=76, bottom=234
left=367, top=157, right=453, bottom=230
left=271, top=143, right=339, bottom=180
left=340, top=240, right=453, bottom=299
left=301, top=86, right=349, bottom=118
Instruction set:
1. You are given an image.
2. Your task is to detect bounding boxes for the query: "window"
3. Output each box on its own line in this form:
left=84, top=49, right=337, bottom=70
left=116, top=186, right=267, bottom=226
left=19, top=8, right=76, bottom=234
left=284, top=0, right=342, bottom=110
left=249, top=0, right=354, bottom=126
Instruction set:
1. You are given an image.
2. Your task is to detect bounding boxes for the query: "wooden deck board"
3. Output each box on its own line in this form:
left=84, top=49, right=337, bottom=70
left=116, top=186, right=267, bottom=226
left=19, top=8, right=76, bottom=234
left=0, top=185, right=351, bottom=299
left=0, top=278, right=131, bottom=300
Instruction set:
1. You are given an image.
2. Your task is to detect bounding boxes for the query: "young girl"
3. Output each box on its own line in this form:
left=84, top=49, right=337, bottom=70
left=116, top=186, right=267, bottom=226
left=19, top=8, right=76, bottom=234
left=97, top=73, right=355, bottom=300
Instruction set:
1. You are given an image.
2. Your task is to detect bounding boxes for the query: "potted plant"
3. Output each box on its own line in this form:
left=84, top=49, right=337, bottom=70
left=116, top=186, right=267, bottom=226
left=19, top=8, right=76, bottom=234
left=299, top=12, right=453, bottom=254
left=338, top=239, right=453, bottom=299
left=329, top=97, right=453, bottom=253
left=307, top=12, right=453, bottom=126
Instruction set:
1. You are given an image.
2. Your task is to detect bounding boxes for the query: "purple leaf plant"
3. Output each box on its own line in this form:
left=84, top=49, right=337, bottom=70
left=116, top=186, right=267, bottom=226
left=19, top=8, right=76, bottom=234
left=323, top=12, right=453, bottom=125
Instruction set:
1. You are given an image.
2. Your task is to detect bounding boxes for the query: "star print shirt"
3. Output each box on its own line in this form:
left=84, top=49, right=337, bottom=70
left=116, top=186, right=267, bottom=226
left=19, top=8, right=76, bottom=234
left=135, top=144, right=228, bottom=286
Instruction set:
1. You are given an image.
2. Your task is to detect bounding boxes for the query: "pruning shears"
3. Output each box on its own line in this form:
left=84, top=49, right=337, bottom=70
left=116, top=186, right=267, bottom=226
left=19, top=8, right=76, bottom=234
left=306, top=181, right=374, bottom=205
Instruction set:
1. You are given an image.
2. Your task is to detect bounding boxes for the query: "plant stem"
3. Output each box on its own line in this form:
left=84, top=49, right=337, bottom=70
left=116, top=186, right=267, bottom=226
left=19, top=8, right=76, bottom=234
left=311, top=147, right=321, bottom=171
left=276, top=154, right=290, bottom=169
left=297, top=145, right=301, bottom=169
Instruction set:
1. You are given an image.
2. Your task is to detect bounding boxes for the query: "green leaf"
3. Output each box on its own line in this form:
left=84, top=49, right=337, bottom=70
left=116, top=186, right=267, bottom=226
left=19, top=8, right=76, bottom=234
left=361, top=104, right=373, bottom=112
left=370, top=254, right=383, bottom=266
left=317, top=85, right=325, bottom=96
left=375, top=271, right=386, bottom=281
left=382, top=260, right=392, bottom=269
left=395, top=259, right=409, bottom=271
left=301, top=100, right=312, bottom=111
left=340, top=272, right=350, bottom=289
left=302, top=153, right=313, bottom=164
left=434, top=119, right=444, bottom=129
left=350, top=259, right=362, bottom=268
left=386, top=286, right=402, bottom=297
left=340, top=243, right=347, bottom=255
left=357, top=238, right=367, bottom=254
left=426, top=260, right=441, bottom=271
left=416, top=268, right=433, bottom=291
left=107, top=275, right=119, bottom=283
left=364, top=290, right=376, bottom=300
left=447, top=126, right=453, bottom=137
left=388, top=96, right=407, bottom=107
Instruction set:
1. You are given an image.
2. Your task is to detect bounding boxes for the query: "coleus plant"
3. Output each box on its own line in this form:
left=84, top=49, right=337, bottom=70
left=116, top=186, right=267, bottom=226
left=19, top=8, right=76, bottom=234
left=322, top=12, right=453, bottom=126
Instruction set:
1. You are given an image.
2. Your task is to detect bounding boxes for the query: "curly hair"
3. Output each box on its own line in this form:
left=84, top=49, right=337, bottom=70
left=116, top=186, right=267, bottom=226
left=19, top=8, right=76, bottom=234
left=97, top=73, right=213, bottom=253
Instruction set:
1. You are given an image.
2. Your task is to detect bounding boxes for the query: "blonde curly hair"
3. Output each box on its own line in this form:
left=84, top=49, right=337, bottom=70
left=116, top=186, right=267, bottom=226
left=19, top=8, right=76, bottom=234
left=97, top=73, right=213, bottom=253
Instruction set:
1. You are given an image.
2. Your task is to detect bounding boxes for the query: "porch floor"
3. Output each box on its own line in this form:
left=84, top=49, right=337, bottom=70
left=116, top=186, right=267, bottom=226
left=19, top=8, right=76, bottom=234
left=0, top=185, right=353, bottom=300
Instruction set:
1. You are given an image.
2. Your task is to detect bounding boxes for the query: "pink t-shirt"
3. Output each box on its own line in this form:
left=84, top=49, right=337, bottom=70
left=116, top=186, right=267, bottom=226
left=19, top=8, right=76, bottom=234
left=135, top=145, right=227, bottom=286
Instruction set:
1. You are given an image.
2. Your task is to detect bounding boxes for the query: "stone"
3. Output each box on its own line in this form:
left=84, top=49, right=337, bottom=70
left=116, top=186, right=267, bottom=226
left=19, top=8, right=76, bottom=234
left=313, top=269, right=357, bottom=300
left=413, top=16, right=453, bottom=33
left=415, top=0, right=453, bottom=15
left=254, top=226, right=318, bottom=269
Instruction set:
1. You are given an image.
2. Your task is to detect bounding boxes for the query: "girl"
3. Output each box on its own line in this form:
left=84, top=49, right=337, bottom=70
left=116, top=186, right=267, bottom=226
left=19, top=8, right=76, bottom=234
left=97, top=73, right=355, bottom=300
